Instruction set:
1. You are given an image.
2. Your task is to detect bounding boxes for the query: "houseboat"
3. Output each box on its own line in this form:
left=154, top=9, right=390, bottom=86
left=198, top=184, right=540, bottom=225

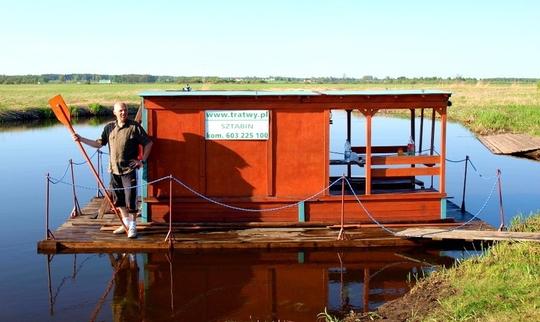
left=139, top=89, right=451, bottom=225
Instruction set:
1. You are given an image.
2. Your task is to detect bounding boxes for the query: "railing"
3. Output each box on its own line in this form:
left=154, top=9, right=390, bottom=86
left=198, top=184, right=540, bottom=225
left=44, top=153, right=507, bottom=246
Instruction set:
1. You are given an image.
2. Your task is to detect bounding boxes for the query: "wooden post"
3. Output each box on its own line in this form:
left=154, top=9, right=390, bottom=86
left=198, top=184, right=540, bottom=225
left=410, top=108, right=416, bottom=144
left=346, top=109, right=352, bottom=178
left=439, top=108, right=447, bottom=194
left=430, top=109, right=436, bottom=155
left=365, top=113, right=372, bottom=195
left=165, top=175, right=174, bottom=245
left=338, top=175, right=346, bottom=240
left=430, top=109, right=436, bottom=189
left=419, top=108, right=424, bottom=154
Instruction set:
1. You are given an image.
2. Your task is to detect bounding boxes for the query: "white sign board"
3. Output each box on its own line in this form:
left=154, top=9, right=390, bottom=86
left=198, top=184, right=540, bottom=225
left=205, top=110, right=269, bottom=140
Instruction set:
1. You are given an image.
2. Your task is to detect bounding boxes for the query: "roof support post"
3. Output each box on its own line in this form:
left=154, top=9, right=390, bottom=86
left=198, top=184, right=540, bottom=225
left=419, top=108, right=424, bottom=154
left=438, top=107, right=447, bottom=194
left=410, top=108, right=416, bottom=144
left=361, top=109, right=375, bottom=195
left=346, top=109, right=352, bottom=178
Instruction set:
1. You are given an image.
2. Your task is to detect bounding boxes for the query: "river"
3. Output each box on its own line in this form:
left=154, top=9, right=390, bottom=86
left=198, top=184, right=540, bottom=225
left=0, top=112, right=539, bottom=321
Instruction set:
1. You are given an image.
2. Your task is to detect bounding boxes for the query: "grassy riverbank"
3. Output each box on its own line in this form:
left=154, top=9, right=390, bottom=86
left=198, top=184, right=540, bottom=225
left=1, top=82, right=539, bottom=135
left=329, top=214, right=540, bottom=322
left=422, top=214, right=540, bottom=322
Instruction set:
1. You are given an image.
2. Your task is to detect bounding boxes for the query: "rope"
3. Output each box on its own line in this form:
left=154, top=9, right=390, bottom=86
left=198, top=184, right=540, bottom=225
left=467, top=158, right=496, bottom=180
left=344, top=177, right=397, bottom=235
left=440, top=178, right=498, bottom=232
left=446, top=157, right=467, bottom=163
left=48, top=163, right=71, bottom=184
left=172, top=176, right=342, bottom=212
left=71, top=150, right=99, bottom=166
left=49, top=176, right=169, bottom=191
left=47, top=151, right=498, bottom=227
left=50, top=173, right=341, bottom=212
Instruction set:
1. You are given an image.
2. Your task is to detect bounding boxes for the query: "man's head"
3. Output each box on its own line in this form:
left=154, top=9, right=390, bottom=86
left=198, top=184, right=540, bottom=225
left=113, top=102, right=128, bottom=123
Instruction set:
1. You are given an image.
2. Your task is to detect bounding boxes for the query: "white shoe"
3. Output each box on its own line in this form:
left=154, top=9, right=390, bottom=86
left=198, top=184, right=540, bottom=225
left=128, top=222, right=137, bottom=238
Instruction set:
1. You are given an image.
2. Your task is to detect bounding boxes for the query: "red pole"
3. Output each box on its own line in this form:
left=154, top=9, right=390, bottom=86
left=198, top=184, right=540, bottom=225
left=497, top=169, right=505, bottom=231
left=57, top=106, right=127, bottom=233
left=69, top=159, right=81, bottom=218
left=45, top=173, right=52, bottom=240
left=96, top=150, right=101, bottom=197
left=165, top=175, right=174, bottom=246
left=338, top=175, right=345, bottom=240
left=460, top=155, right=469, bottom=213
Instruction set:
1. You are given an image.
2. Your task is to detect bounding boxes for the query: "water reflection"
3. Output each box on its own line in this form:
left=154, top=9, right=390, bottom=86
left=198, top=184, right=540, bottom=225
left=46, top=249, right=459, bottom=322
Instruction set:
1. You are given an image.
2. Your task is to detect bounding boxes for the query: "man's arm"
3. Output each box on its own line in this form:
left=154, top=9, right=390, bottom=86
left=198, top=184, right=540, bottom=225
left=73, top=133, right=103, bottom=149
left=140, top=141, right=153, bottom=163
left=130, top=141, right=153, bottom=169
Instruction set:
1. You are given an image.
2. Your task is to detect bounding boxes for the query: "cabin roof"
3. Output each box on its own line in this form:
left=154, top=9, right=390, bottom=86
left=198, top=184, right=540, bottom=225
left=139, top=89, right=451, bottom=97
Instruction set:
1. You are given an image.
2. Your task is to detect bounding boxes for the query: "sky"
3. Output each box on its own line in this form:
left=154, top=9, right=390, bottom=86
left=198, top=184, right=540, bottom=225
left=1, top=0, right=539, bottom=78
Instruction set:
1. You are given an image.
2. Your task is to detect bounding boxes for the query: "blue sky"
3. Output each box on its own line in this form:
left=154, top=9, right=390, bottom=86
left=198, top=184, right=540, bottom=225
left=1, top=0, right=539, bottom=78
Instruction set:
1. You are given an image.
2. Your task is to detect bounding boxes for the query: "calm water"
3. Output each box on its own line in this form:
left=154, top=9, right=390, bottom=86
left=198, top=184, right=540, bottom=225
left=0, top=113, right=539, bottom=321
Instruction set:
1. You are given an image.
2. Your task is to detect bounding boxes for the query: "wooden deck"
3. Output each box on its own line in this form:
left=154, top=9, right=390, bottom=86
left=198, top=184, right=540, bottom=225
left=37, top=197, right=494, bottom=254
left=396, top=228, right=540, bottom=243
left=478, top=133, right=540, bottom=154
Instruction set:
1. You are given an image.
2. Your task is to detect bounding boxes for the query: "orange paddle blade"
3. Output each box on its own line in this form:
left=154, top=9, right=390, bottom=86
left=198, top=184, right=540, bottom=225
left=48, top=94, right=71, bottom=126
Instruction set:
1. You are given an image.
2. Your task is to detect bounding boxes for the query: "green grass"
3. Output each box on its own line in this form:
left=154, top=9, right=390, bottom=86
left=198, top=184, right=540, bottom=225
left=318, top=215, right=540, bottom=322
left=1, top=82, right=540, bottom=135
left=423, top=214, right=540, bottom=322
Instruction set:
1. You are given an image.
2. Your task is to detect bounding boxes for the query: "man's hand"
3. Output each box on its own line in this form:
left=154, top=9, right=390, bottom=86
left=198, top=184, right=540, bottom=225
left=73, top=133, right=81, bottom=142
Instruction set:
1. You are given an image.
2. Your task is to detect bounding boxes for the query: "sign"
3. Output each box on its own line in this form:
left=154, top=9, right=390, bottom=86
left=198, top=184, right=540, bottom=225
left=205, top=110, right=269, bottom=140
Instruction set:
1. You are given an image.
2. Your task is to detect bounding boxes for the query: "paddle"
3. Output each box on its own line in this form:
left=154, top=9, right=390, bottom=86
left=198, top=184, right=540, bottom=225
left=48, top=95, right=128, bottom=234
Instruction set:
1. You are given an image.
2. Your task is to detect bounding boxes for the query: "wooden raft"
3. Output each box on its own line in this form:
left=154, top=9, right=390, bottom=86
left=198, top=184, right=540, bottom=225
left=37, top=198, right=494, bottom=254
left=478, top=134, right=540, bottom=154
left=396, top=228, right=540, bottom=243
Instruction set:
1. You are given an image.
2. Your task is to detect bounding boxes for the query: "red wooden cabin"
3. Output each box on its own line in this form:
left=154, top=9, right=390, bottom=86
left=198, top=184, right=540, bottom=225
left=139, top=90, right=451, bottom=224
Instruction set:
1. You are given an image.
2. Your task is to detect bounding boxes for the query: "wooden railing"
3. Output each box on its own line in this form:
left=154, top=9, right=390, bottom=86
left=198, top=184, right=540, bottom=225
left=371, top=155, right=439, bottom=178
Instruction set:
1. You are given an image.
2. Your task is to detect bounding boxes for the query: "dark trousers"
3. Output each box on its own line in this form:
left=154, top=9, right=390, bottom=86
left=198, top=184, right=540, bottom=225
left=111, top=171, right=137, bottom=212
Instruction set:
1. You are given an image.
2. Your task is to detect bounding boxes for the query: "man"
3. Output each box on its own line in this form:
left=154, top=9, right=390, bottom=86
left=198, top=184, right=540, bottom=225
left=74, top=102, right=152, bottom=238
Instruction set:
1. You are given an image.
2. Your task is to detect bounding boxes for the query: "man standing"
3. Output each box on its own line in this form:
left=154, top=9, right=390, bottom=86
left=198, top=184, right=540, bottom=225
left=74, top=102, right=152, bottom=238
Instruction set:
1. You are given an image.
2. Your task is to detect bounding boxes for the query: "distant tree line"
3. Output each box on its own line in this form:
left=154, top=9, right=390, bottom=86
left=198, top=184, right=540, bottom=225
left=0, top=74, right=538, bottom=85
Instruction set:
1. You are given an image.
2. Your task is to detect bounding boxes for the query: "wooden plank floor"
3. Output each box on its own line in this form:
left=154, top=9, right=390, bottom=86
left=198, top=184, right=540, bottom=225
left=478, top=133, right=540, bottom=154
left=37, top=197, right=492, bottom=254
left=396, top=228, right=540, bottom=243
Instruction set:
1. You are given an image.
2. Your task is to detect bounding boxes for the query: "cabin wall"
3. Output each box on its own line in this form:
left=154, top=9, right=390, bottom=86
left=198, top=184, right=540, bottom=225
left=144, top=98, right=329, bottom=201
left=273, top=109, right=328, bottom=196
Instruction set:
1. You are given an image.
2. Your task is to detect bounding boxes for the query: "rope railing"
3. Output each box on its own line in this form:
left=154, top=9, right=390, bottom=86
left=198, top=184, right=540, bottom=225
left=344, top=177, right=397, bottom=235
left=44, top=153, right=504, bottom=241
left=172, top=176, right=342, bottom=213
